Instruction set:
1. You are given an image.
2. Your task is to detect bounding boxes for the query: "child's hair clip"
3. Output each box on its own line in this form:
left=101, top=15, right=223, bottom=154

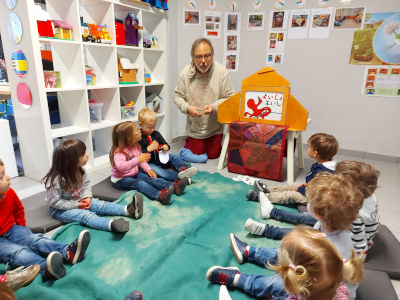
left=289, top=264, right=296, bottom=271
left=312, top=232, right=326, bottom=239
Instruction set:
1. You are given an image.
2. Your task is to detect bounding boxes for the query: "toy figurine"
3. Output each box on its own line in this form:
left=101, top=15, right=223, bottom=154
left=151, top=37, right=159, bottom=48
left=144, top=70, right=151, bottom=83
left=143, top=31, right=152, bottom=48
left=125, top=13, right=143, bottom=46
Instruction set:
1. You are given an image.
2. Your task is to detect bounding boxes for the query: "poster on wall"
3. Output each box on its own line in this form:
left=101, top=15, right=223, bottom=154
left=224, top=12, right=241, bottom=72
left=247, top=12, right=265, bottom=31
left=224, top=52, right=239, bottom=72
left=244, top=91, right=284, bottom=121
left=269, top=10, right=289, bottom=30
left=361, top=66, right=400, bottom=97
left=183, top=10, right=201, bottom=26
left=308, top=7, right=333, bottom=39
left=204, top=11, right=222, bottom=38
left=267, top=31, right=286, bottom=52
left=349, top=12, right=400, bottom=65
left=332, top=7, right=365, bottom=30
left=266, top=51, right=285, bottom=66
left=287, top=9, right=311, bottom=39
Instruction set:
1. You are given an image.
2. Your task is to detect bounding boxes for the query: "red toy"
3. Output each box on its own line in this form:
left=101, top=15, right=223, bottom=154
left=35, top=3, right=54, bottom=38
left=115, top=21, right=125, bottom=45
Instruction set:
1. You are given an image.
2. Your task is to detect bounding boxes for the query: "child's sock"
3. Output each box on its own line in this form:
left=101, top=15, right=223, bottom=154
left=124, top=206, right=129, bottom=216
left=233, top=274, right=240, bottom=287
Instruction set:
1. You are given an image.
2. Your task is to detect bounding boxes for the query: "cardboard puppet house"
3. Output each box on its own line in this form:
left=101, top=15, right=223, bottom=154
left=218, top=67, right=308, bottom=181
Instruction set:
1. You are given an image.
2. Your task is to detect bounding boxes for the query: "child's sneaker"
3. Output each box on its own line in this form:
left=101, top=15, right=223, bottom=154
left=1, top=265, right=40, bottom=292
left=124, top=290, right=143, bottom=300
left=246, top=190, right=260, bottom=202
left=111, top=218, right=130, bottom=233
left=173, top=177, right=189, bottom=196
left=254, top=180, right=270, bottom=193
left=127, top=193, right=144, bottom=220
left=178, top=166, right=197, bottom=179
left=158, top=185, right=174, bottom=205
left=260, top=194, right=274, bottom=219
left=206, top=266, right=240, bottom=287
left=66, top=230, right=91, bottom=264
left=44, top=252, right=66, bottom=280
left=229, top=233, right=248, bottom=264
left=219, top=285, right=233, bottom=300
left=244, top=218, right=266, bottom=235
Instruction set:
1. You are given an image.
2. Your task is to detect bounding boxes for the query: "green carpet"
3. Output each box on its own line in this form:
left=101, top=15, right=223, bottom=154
left=12, top=171, right=297, bottom=300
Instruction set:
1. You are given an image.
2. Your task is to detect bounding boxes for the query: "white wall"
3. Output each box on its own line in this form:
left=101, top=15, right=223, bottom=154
left=167, top=0, right=400, bottom=159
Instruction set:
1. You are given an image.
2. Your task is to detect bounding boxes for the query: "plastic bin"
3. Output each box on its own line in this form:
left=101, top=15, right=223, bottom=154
left=121, top=105, right=135, bottom=119
left=89, top=101, right=103, bottom=123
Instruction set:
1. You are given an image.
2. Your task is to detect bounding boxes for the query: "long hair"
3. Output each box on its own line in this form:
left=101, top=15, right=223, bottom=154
left=42, top=139, right=86, bottom=191
left=109, top=121, right=138, bottom=165
left=269, top=226, right=363, bottom=300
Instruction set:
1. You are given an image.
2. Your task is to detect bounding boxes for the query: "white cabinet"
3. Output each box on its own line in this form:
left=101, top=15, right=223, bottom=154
left=0, top=0, right=168, bottom=180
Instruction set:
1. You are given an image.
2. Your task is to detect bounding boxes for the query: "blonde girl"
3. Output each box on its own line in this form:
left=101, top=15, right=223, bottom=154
left=43, top=139, right=143, bottom=233
left=270, top=226, right=364, bottom=300
left=110, top=121, right=175, bottom=205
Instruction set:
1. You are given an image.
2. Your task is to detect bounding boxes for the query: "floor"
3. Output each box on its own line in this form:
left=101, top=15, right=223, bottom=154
left=10, top=140, right=400, bottom=298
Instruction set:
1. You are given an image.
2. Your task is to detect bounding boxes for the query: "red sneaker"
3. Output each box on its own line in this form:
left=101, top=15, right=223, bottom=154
left=173, top=177, right=189, bottom=196
left=158, top=185, right=174, bottom=205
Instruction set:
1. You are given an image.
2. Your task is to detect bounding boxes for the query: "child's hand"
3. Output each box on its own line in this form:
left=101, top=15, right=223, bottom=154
left=78, top=198, right=92, bottom=209
left=299, top=183, right=307, bottom=187
left=161, top=144, right=169, bottom=151
left=148, top=141, right=159, bottom=152
left=148, top=169, right=157, bottom=178
left=139, top=153, right=151, bottom=163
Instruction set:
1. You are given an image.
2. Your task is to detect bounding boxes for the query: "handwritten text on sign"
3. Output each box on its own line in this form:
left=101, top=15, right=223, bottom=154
left=244, top=91, right=283, bottom=121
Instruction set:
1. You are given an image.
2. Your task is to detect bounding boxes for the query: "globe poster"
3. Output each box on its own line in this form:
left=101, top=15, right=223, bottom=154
left=350, top=12, right=400, bottom=65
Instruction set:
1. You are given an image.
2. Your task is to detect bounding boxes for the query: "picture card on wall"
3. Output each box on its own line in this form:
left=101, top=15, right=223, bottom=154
left=247, top=12, right=265, bottom=31
left=225, top=12, right=241, bottom=32
left=267, top=31, right=286, bottom=52
left=361, top=66, right=400, bottom=97
left=332, top=7, right=365, bottom=30
left=287, top=9, right=311, bottom=39
left=266, top=51, right=285, bottom=65
left=204, top=11, right=222, bottom=38
left=183, top=10, right=201, bottom=26
left=224, top=52, right=239, bottom=72
left=269, top=10, right=289, bottom=30
left=308, top=7, right=333, bottom=39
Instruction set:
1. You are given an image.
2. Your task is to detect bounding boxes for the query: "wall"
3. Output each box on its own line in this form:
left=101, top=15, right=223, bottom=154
left=168, top=0, right=400, bottom=159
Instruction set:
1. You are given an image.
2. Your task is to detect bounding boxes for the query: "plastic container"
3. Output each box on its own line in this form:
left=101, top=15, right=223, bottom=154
left=89, top=101, right=103, bottom=123
left=121, top=105, right=134, bottom=119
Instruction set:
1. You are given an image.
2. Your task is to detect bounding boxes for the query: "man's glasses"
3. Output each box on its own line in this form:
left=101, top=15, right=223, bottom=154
left=193, top=53, right=212, bottom=61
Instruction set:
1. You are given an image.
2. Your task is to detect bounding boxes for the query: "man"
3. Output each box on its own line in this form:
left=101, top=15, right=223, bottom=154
left=174, top=38, right=235, bottom=162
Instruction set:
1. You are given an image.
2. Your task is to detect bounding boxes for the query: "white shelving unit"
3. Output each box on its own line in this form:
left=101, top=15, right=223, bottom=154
left=0, top=0, right=168, bottom=180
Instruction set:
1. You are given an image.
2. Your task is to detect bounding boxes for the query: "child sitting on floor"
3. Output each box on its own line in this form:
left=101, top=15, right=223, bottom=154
left=137, top=107, right=197, bottom=183
left=208, top=173, right=364, bottom=299
left=110, top=121, right=188, bottom=206
left=0, top=159, right=90, bottom=281
left=246, top=133, right=338, bottom=218
left=43, top=139, right=143, bottom=233
left=245, top=161, right=380, bottom=256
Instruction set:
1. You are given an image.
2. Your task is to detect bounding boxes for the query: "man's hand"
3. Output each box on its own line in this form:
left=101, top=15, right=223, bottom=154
left=203, top=105, right=213, bottom=115
left=148, top=169, right=157, bottom=178
left=148, top=141, right=159, bottom=152
left=138, top=153, right=151, bottom=163
left=187, top=105, right=203, bottom=118
left=78, top=197, right=92, bottom=210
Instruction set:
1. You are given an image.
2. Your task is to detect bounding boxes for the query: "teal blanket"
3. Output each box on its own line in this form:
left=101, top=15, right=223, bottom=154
left=13, top=171, right=297, bottom=300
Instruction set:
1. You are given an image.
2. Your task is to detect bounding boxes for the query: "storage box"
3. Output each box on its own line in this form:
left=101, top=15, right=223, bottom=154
left=89, top=101, right=103, bottom=123
left=121, top=105, right=135, bottom=119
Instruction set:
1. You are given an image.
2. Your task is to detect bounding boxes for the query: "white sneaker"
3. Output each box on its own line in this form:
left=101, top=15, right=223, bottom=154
left=219, top=285, right=233, bottom=300
left=244, top=218, right=265, bottom=235
left=178, top=166, right=197, bottom=179
left=260, top=193, right=274, bottom=219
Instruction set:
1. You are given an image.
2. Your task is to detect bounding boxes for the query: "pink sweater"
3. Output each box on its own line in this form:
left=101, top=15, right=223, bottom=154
left=111, top=146, right=151, bottom=179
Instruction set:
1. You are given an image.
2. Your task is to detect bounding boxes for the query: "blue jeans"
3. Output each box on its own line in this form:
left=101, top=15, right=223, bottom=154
left=179, top=148, right=208, bottom=163
left=263, top=224, right=292, bottom=240
left=149, top=153, right=187, bottom=182
left=112, top=171, right=172, bottom=200
left=237, top=272, right=287, bottom=298
left=248, top=246, right=279, bottom=267
left=50, top=198, right=126, bottom=232
left=270, top=207, right=317, bottom=227
left=0, top=225, right=67, bottom=277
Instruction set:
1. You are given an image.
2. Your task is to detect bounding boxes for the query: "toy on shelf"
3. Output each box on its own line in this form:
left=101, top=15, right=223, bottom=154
left=115, top=19, right=125, bottom=45
left=85, top=65, right=96, bottom=85
left=125, top=13, right=143, bottom=47
left=143, top=31, right=152, bottom=48
left=81, top=22, right=112, bottom=44
left=35, top=3, right=54, bottom=38
left=53, top=20, right=73, bottom=40
left=150, top=0, right=162, bottom=8
left=144, top=69, right=151, bottom=83
left=118, top=58, right=138, bottom=84
left=88, top=99, right=103, bottom=123
left=151, top=36, right=159, bottom=49
left=121, top=101, right=135, bottom=119
left=44, top=71, right=61, bottom=88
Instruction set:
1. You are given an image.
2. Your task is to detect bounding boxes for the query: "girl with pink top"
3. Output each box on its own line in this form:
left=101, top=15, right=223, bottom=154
left=110, top=122, right=186, bottom=205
